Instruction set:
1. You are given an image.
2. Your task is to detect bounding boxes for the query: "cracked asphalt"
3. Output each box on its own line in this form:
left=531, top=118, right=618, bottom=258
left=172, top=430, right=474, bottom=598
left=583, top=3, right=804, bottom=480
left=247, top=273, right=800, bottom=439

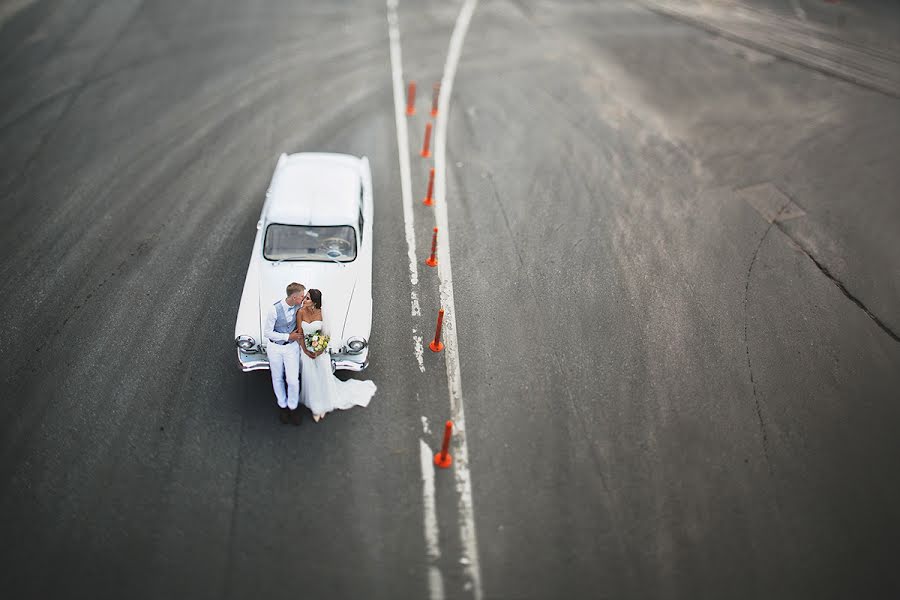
left=1, top=1, right=898, bottom=598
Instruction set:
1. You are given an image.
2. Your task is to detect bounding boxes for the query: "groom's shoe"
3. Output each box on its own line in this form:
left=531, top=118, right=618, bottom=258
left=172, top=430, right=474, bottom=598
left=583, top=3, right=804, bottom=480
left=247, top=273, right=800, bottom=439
left=289, top=409, right=302, bottom=426
left=279, top=407, right=290, bottom=424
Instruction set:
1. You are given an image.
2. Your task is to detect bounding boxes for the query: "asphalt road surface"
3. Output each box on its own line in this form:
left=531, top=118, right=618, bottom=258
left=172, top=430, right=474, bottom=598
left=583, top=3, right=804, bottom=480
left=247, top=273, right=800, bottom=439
left=1, top=1, right=899, bottom=599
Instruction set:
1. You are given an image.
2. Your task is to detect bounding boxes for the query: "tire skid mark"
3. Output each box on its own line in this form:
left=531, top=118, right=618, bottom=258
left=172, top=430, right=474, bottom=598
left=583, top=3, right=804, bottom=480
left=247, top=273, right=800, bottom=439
left=2, top=0, right=147, bottom=199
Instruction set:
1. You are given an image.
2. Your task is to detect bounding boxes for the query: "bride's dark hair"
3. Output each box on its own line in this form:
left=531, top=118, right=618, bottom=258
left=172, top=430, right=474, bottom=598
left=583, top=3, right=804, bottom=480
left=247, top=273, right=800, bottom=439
left=308, top=288, right=322, bottom=309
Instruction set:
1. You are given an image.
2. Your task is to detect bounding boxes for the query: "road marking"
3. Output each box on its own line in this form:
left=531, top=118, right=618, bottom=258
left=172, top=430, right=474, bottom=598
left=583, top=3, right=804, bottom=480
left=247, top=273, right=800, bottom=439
left=387, top=0, right=419, bottom=296
left=388, top=1, right=482, bottom=597
left=413, top=332, right=426, bottom=372
left=387, top=4, right=442, bottom=598
left=433, top=1, right=483, bottom=598
left=420, top=439, right=445, bottom=600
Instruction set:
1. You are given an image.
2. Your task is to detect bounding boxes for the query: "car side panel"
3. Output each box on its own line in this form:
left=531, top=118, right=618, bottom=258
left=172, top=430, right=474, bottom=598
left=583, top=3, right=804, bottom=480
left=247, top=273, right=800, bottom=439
left=234, top=155, right=284, bottom=371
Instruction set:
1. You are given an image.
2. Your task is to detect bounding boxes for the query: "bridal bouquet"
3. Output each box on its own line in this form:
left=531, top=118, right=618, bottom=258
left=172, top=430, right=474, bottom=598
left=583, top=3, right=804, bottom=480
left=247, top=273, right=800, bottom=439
left=305, top=330, right=330, bottom=354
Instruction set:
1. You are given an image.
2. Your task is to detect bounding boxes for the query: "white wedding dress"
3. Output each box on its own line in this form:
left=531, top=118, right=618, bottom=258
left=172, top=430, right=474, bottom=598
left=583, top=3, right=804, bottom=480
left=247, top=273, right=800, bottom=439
left=299, top=320, right=376, bottom=418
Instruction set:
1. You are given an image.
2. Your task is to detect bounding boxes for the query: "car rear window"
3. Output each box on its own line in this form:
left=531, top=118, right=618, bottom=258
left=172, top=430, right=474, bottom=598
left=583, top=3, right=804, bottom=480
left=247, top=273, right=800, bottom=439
left=263, top=224, right=357, bottom=262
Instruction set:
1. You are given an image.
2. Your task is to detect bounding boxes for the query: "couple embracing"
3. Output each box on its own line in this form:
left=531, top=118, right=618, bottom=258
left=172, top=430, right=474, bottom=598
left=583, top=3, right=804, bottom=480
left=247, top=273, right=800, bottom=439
left=265, top=282, right=376, bottom=425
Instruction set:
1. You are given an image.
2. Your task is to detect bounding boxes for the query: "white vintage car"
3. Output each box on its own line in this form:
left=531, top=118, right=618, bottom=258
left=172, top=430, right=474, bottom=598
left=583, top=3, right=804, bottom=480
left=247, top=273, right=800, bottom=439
left=234, top=152, right=373, bottom=372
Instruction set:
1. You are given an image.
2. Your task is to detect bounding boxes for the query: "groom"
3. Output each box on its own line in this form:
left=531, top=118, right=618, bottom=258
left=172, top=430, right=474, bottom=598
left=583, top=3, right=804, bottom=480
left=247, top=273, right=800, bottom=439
left=264, top=282, right=305, bottom=425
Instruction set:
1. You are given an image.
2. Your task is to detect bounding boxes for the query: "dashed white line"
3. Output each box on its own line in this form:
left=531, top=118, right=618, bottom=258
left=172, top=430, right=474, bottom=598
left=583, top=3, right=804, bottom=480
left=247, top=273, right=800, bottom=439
left=413, top=332, right=426, bottom=372
left=420, top=439, right=445, bottom=600
left=432, top=1, right=483, bottom=598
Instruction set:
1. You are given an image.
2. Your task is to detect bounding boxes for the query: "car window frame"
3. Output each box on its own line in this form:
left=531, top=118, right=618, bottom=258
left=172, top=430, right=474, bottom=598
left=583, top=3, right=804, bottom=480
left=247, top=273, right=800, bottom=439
left=262, top=222, right=359, bottom=263
left=358, top=184, right=365, bottom=244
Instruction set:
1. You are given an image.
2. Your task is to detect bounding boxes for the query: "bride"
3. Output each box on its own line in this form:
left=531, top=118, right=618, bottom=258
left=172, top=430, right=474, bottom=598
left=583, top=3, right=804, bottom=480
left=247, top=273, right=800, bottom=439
left=296, top=288, right=376, bottom=422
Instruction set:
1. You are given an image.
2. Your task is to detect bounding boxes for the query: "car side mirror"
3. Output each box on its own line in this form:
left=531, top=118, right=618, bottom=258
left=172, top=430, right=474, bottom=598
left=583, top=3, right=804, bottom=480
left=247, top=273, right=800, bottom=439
left=256, top=220, right=263, bottom=230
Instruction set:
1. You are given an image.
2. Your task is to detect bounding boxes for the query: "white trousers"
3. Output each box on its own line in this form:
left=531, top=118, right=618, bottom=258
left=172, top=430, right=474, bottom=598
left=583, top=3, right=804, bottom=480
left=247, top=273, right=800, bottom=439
left=267, top=341, right=301, bottom=410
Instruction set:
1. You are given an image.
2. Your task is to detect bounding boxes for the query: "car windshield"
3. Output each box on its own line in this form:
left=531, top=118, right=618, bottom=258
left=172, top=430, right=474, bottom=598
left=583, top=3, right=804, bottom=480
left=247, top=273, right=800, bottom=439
left=264, top=224, right=357, bottom=262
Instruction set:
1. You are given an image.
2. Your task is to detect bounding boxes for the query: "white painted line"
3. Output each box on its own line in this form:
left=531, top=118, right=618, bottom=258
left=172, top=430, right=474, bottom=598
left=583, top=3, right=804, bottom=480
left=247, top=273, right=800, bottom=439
left=388, top=5, right=441, bottom=599
left=432, top=1, right=483, bottom=598
left=387, top=2, right=482, bottom=596
left=413, top=333, right=426, bottom=373
left=420, top=439, right=445, bottom=600
left=421, top=415, right=432, bottom=435
left=428, top=567, right=444, bottom=600
left=386, top=0, right=420, bottom=293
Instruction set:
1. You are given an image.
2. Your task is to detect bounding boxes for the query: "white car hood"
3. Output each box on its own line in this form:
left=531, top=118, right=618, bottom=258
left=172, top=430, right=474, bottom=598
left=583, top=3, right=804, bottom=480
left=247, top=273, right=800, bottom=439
left=258, top=261, right=358, bottom=344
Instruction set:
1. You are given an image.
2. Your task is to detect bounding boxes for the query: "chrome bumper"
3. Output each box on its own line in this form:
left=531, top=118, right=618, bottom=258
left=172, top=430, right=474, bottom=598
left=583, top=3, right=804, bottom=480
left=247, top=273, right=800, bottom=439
left=331, top=357, right=369, bottom=372
left=237, top=349, right=368, bottom=372
left=237, top=348, right=270, bottom=372
left=331, top=345, right=369, bottom=372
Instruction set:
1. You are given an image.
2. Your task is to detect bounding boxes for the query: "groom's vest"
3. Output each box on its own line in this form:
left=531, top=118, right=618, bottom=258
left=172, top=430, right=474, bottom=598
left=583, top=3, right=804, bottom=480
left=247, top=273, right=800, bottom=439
left=272, top=301, right=296, bottom=344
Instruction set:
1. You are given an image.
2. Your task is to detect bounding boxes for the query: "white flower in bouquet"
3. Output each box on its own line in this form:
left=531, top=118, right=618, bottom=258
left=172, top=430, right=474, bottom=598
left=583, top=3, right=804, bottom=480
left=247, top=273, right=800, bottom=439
left=305, top=330, right=330, bottom=354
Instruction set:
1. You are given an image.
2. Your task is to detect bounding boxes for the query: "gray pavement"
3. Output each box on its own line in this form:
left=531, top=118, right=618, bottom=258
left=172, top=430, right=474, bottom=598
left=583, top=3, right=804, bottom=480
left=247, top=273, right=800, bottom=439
left=642, top=0, right=900, bottom=97
left=1, top=1, right=899, bottom=599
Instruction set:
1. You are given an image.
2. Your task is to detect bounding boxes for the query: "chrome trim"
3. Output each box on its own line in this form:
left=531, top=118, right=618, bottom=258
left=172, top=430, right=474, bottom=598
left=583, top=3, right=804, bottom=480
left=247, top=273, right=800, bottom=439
left=237, top=349, right=269, bottom=372
left=235, top=335, right=258, bottom=353
left=331, top=357, right=368, bottom=372
left=344, top=336, right=367, bottom=355
left=238, top=351, right=366, bottom=372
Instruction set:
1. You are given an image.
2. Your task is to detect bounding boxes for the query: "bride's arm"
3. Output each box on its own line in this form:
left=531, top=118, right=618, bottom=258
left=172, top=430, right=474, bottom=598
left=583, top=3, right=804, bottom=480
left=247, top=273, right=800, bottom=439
left=296, top=309, right=314, bottom=358
left=315, top=310, right=328, bottom=357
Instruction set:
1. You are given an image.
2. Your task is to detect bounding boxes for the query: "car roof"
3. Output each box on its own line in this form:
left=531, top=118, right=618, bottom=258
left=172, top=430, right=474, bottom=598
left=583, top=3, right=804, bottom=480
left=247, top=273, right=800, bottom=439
left=265, top=153, right=361, bottom=226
